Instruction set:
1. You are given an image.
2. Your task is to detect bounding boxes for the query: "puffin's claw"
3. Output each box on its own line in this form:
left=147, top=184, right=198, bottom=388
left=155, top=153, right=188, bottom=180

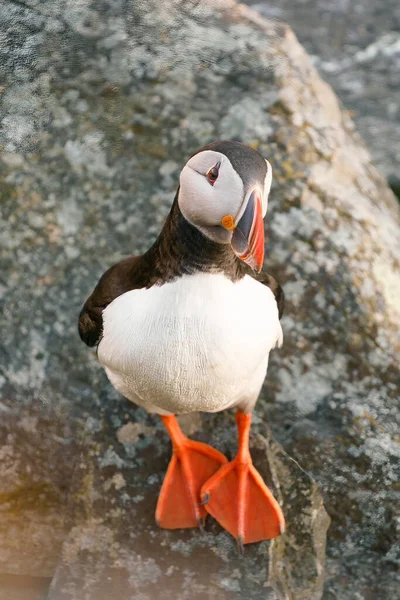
left=198, top=517, right=206, bottom=533
left=237, top=536, right=245, bottom=556
left=200, top=492, right=210, bottom=506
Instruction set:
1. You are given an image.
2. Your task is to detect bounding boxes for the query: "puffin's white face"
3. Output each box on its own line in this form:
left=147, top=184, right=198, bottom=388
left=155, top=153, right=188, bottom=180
left=178, top=148, right=272, bottom=271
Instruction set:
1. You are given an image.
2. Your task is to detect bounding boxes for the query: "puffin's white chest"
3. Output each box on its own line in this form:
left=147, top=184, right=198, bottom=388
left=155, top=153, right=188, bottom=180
left=97, top=272, right=282, bottom=414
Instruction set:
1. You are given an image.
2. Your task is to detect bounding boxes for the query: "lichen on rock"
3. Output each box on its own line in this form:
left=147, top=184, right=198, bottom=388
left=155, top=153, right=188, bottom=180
left=0, top=0, right=399, bottom=599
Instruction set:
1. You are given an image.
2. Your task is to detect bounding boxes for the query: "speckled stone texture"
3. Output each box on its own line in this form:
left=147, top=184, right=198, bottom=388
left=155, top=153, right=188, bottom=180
left=0, top=1, right=399, bottom=599
left=246, top=0, right=400, bottom=195
left=46, top=414, right=329, bottom=600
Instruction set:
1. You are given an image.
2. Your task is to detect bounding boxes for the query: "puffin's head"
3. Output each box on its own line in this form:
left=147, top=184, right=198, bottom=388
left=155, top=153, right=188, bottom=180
left=178, top=140, right=272, bottom=272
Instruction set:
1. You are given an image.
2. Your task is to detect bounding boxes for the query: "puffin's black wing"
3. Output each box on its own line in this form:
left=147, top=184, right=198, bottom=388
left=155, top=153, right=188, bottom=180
left=253, top=271, right=284, bottom=319
left=78, top=255, right=142, bottom=347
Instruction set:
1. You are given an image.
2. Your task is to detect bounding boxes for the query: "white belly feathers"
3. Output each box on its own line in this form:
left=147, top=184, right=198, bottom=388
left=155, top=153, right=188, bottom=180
left=97, top=272, right=282, bottom=415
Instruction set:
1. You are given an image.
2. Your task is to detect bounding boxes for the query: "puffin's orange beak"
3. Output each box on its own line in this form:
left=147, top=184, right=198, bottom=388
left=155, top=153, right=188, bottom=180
left=230, top=190, right=265, bottom=272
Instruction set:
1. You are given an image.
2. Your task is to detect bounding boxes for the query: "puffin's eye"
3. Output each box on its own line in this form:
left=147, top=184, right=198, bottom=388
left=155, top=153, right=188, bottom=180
left=206, top=162, right=220, bottom=185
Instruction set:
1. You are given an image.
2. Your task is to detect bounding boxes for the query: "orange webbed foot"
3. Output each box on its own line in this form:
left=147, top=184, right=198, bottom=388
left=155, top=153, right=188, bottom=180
left=200, top=412, right=285, bottom=545
left=156, top=416, right=228, bottom=530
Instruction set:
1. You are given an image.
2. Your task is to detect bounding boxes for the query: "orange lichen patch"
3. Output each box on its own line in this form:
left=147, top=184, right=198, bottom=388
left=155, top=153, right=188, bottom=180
left=221, top=215, right=235, bottom=230
left=46, top=223, right=62, bottom=244
left=37, top=275, right=55, bottom=286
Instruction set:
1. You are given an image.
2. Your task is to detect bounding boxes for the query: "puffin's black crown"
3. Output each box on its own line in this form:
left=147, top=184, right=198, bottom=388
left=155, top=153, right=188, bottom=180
left=191, top=140, right=268, bottom=189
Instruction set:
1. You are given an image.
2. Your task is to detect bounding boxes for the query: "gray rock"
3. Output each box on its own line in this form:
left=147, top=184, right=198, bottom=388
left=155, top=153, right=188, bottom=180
left=0, top=0, right=399, bottom=598
left=246, top=0, right=400, bottom=193
left=47, top=414, right=329, bottom=600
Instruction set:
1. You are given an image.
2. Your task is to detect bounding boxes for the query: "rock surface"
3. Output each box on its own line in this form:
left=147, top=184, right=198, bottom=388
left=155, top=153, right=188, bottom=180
left=0, top=0, right=399, bottom=599
left=246, top=0, right=400, bottom=195
left=47, top=413, right=329, bottom=600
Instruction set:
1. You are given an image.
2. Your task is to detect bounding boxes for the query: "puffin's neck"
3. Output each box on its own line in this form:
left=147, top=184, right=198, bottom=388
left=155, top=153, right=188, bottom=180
left=143, top=191, right=247, bottom=284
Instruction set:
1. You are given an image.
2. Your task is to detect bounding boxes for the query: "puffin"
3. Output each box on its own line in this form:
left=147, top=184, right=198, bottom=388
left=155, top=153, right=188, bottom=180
left=78, top=140, right=285, bottom=547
